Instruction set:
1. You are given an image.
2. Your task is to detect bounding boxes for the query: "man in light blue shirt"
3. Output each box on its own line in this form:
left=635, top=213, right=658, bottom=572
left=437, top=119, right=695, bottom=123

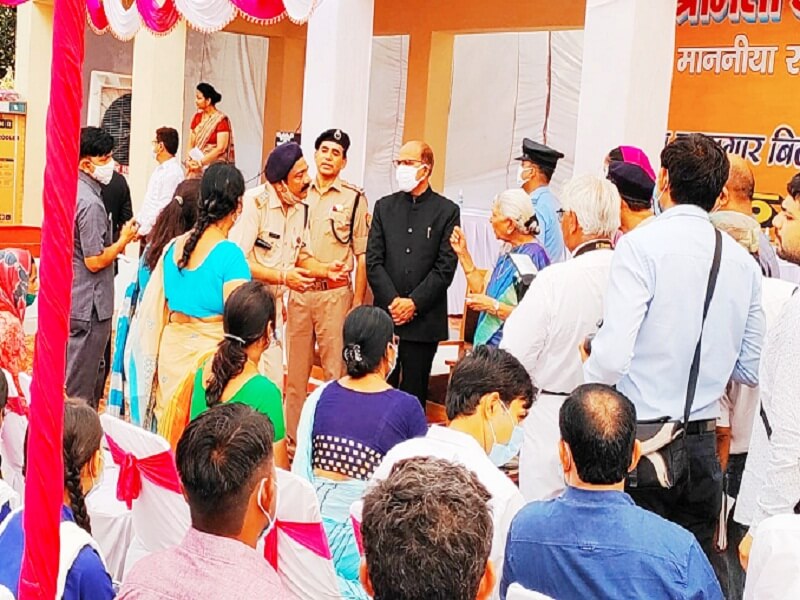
left=516, top=138, right=566, bottom=262
left=583, top=133, right=765, bottom=559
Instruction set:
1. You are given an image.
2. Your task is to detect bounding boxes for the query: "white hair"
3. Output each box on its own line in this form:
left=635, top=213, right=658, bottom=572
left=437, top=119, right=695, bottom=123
left=560, top=175, right=622, bottom=237
left=494, top=188, right=539, bottom=235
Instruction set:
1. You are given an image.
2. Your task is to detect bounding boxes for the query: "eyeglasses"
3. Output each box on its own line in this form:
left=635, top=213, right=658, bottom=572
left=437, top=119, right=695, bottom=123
left=556, top=209, right=565, bottom=223
left=393, top=159, right=425, bottom=168
left=392, top=335, right=400, bottom=346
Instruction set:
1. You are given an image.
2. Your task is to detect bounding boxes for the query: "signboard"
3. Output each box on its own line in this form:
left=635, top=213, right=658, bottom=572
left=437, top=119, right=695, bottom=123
left=0, top=101, right=26, bottom=224
left=669, top=0, right=800, bottom=196
left=275, top=131, right=301, bottom=147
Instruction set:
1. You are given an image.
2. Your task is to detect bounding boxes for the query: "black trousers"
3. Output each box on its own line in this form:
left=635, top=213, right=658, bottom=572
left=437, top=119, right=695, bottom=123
left=626, top=429, right=723, bottom=560
left=388, top=339, right=438, bottom=409
left=65, top=309, right=112, bottom=410
left=709, top=452, right=748, bottom=600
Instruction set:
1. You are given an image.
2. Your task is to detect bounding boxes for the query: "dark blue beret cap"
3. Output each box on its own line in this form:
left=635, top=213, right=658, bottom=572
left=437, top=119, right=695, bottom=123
left=265, top=142, right=304, bottom=184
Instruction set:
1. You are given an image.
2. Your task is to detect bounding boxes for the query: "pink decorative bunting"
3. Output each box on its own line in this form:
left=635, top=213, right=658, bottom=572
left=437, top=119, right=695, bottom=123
left=86, top=0, right=110, bottom=33
left=138, top=0, right=181, bottom=35
left=229, top=0, right=285, bottom=25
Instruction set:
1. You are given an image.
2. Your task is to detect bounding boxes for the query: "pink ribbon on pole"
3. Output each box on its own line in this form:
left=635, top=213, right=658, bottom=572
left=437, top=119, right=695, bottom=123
left=105, top=434, right=183, bottom=509
left=18, top=0, right=85, bottom=593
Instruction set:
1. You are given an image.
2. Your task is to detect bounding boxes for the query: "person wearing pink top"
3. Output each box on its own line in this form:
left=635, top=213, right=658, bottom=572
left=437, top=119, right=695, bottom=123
left=117, top=403, right=291, bottom=599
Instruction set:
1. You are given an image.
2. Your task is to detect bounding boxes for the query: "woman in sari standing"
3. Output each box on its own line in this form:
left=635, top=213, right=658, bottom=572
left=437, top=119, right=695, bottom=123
left=186, top=83, right=234, bottom=178
left=108, top=179, right=200, bottom=421
left=293, top=306, right=427, bottom=599
left=0, top=249, right=37, bottom=392
left=450, top=188, right=550, bottom=347
left=130, top=163, right=251, bottom=432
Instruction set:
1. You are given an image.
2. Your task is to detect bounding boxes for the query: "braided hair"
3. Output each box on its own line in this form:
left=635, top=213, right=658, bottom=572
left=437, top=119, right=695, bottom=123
left=24, top=399, right=103, bottom=533
left=206, top=282, right=276, bottom=407
left=178, top=162, right=245, bottom=270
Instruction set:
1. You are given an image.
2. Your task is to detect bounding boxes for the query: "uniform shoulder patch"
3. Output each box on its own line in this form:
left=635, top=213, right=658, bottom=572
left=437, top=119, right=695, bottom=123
left=340, top=180, right=364, bottom=196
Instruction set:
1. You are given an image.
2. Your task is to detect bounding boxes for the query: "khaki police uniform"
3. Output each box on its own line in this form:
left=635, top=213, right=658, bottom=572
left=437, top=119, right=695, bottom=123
left=229, top=182, right=312, bottom=390
left=285, top=177, right=369, bottom=444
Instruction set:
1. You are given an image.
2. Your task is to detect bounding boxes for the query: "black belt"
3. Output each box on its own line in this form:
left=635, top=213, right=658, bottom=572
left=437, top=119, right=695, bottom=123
left=685, top=418, right=716, bottom=435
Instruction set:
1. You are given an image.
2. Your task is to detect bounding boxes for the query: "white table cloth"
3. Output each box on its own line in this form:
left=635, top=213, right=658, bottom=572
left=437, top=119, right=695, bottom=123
left=447, top=208, right=501, bottom=315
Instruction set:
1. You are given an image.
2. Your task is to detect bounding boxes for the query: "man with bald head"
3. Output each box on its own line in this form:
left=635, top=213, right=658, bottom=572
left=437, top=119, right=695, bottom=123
left=715, top=154, right=779, bottom=277
left=501, top=383, right=723, bottom=600
left=367, top=141, right=460, bottom=408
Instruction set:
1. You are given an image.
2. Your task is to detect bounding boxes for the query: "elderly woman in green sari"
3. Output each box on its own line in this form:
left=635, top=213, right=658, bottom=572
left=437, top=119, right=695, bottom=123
left=450, top=188, right=550, bottom=346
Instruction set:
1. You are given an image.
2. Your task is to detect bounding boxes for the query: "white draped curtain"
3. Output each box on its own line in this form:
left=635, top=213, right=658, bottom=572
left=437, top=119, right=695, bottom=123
left=182, top=30, right=269, bottom=187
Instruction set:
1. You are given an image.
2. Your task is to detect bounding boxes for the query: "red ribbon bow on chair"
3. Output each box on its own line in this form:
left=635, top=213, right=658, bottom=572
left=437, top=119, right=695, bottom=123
left=263, top=520, right=333, bottom=570
left=105, top=434, right=183, bottom=509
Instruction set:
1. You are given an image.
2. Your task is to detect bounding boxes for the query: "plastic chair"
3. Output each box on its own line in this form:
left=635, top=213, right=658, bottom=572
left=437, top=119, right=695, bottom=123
left=259, top=469, right=341, bottom=600
left=99, top=414, right=190, bottom=576
left=0, top=370, right=27, bottom=497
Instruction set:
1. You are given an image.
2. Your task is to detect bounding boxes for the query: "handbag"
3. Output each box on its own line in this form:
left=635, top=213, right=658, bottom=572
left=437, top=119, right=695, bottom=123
left=627, top=228, right=722, bottom=490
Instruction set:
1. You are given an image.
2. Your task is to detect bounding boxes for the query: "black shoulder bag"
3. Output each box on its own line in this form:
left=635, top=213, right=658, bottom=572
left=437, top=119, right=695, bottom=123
left=627, top=229, right=722, bottom=490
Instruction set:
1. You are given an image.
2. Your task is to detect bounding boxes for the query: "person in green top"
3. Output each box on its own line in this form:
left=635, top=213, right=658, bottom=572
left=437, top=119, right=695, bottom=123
left=190, top=280, right=289, bottom=468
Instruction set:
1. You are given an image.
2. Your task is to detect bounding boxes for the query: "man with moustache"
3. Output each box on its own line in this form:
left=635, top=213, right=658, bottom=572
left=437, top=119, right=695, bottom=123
left=230, top=142, right=349, bottom=391
left=283, top=129, right=370, bottom=447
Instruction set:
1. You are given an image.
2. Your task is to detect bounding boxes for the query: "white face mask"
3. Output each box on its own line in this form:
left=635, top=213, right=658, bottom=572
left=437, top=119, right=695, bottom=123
left=90, top=160, right=115, bottom=186
left=386, top=342, right=398, bottom=380
left=516, top=164, right=532, bottom=187
left=257, top=477, right=279, bottom=538
left=396, top=165, right=423, bottom=193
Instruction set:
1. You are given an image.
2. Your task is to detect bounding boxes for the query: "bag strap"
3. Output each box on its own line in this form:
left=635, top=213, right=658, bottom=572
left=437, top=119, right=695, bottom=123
left=760, top=403, right=773, bottom=440
left=682, top=228, right=722, bottom=426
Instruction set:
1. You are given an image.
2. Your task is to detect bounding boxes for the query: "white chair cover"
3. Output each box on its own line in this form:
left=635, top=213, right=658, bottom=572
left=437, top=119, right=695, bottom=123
left=507, top=583, right=555, bottom=600
left=86, top=452, right=134, bottom=581
left=99, top=414, right=190, bottom=576
left=258, top=469, right=341, bottom=600
left=16, top=373, right=31, bottom=402
left=0, top=370, right=27, bottom=497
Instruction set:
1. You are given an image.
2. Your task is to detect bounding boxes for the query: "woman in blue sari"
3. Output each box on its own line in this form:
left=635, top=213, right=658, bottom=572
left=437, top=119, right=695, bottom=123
left=450, top=188, right=550, bottom=346
left=107, top=179, right=200, bottom=422
left=293, top=307, right=427, bottom=599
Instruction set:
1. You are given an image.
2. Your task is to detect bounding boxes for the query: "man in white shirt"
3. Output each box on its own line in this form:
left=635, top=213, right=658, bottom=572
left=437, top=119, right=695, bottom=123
left=708, top=210, right=796, bottom=599
left=736, top=188, right=800, bottom=570
left=137, top=127, right=185, bottom=237
left=500, top=175, right=620, bottom=502
left=369, top=346, right=534, bottom=599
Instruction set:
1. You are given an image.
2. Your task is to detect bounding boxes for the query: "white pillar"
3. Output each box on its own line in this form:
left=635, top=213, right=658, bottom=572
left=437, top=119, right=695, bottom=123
left=573, top=0, right=677, bottom=174
left=15, top=0, right=54, bottom=225
left=128, top=23, right=188, bottom=214
left=300, top=0, right=374, bottom=186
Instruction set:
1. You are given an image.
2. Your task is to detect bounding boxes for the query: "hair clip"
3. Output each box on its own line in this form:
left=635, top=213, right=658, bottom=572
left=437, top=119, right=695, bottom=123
left=175, top=195, right=184, bottom=206
left=224, top=333, right=246, bottom=345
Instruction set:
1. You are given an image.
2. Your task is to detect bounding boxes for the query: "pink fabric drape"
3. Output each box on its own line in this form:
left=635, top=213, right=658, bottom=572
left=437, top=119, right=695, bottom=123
left=263, top=520, right=332, bottom=570
left=229, top=0, right=285, bottom=24
left=5, top=394, right=28, bottom=417
left=137, top=0, right=181, bottom=34
left=18, top=0, right=85, bottom=595
left=85, top=0, right=110, bottom=33
left=105, top=434, right=182, bottom=509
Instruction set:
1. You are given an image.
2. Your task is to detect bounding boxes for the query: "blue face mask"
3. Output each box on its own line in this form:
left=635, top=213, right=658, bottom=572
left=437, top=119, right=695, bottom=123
left=487, top=402, right=524, bottom=467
